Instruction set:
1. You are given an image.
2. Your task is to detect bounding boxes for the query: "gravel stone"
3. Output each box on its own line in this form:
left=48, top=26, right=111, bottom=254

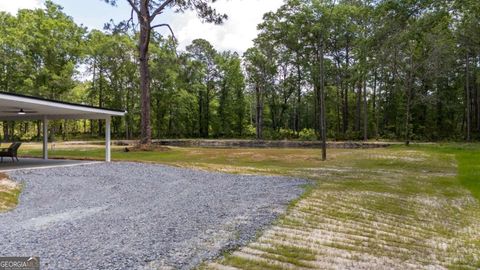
left=0, top=162, right=308, bottom=269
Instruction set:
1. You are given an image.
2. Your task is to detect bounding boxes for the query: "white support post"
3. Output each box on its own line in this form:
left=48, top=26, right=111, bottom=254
left=105, top=116, right=111, bottom=162
left=42, top=116, right=48, bottom=160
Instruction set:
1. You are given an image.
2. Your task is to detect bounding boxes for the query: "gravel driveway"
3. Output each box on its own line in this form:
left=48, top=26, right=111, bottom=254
left=0, top=162, right=307, bottom=269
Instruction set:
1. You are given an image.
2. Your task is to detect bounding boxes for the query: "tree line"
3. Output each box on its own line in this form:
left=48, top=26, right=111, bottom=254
left=1, top=0, right=479, bottom=142
left=246, top=0, right=480, bottom=143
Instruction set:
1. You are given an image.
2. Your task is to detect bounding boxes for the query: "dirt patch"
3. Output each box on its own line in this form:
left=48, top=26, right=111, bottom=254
left=126, top=144, right=172, bottom=152
left=0, top=173, right=19, bottom=192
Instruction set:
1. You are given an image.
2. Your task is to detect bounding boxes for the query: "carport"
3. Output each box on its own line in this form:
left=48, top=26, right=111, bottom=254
left=0, top=91, right=126, bottom=162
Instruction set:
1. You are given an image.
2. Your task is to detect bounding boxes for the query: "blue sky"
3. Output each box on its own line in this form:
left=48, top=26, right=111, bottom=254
left=53, top=0, right=133, bottom=30
left=0, top=0, right=284, bottom=53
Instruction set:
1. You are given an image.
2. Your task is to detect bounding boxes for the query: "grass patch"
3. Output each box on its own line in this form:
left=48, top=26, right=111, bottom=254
left=0, top=173, right=22, bottom=212
left=457, top=151, right=480, bottom=201
left=256, top=244, right=317, bottom=261
left=222, top=254, right=287, bottom=270
left=411, top=143, right=480, bottom=201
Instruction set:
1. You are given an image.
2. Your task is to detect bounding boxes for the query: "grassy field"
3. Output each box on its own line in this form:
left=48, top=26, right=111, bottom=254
left=8, top=143, right=480, bottom=268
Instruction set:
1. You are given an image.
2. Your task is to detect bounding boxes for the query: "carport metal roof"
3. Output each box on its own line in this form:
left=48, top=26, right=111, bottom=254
left=0, top=91, right=127, bottom=162
left=0, top=91, right=125, bottom=120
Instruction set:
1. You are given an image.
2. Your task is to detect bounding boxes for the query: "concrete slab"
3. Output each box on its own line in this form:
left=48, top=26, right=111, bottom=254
left=0, top=158, right=101, bottom=172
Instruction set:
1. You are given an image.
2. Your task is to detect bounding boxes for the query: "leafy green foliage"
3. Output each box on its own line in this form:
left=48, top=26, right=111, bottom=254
left=298, top=128, right=316, bottom=141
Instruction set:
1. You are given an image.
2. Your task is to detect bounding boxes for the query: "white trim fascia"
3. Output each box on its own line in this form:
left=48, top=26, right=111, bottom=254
left=0, top=93, right=126, bottom=116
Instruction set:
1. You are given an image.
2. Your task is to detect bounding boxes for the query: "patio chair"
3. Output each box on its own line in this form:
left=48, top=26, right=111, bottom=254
left=0, top=142, right=22, bottom=163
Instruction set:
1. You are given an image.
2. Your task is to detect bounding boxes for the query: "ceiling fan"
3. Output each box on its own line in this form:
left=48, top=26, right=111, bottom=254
left=1, top=108, right=38, bottom=115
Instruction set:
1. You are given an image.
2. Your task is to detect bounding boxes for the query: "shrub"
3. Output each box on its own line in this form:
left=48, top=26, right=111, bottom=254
left=244, top=124, right=257, bottom=138
left=299, top=128, right=317, bottom=141
left=279, top=128, right=296, bottom=140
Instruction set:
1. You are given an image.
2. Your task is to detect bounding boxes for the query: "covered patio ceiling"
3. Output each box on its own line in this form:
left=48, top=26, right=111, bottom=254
left=0, top=91, right=126, bottom=162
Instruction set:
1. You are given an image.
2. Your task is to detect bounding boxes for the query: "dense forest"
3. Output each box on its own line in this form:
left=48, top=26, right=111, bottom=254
left=0, top=0, right=479, bottom=142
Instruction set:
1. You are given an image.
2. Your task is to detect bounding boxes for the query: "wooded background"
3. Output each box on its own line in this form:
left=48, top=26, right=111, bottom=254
left=1, top=0, right=479, bottom=142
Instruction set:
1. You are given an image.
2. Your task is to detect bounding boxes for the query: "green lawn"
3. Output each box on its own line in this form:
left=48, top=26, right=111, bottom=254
left=410, top=144, right=480, bottom=201
left=15, top=143, right=480, bottom=268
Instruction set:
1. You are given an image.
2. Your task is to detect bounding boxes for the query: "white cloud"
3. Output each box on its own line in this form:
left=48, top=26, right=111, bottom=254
left=0, top=0, right=42, bottom=14
left=164, top=0, right=284, bottom=54
left=0, top=0, right=283, bottom=54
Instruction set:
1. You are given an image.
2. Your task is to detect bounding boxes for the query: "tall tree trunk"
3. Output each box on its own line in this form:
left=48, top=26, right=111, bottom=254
left=373, top=69, right=378, bottom=139
left=156, top=98, right=162, bottom=138
left=405, top=52, right=414, bottom=146
left=363, top=78, right=368, bottom=141
left=477, top=54, right=480, bottom=136
left=3, top=121, right=8, bottom=142
left=168, top=106, right=173, bottom=137
left=37, top=120, right=41, bottom=141
left=343, top=41, right=350, bottom=135
left=336, top=71, right=341, bottom=138
left=205, top=82, right=211, bottom=138
left=10, top=122, right=14, bottom=141
left=316, top=41, right=327, bottom=161
left=91, top=60, right=97, bottom=138
left=391, top=48, right=399, bottom=137
left=125, top=88, right=131, bottom=140
left=355, top=81, right=362, bottom=133
left=199, top=90, right=204, bottom=137
left=138, top=2, right=152, bottom=145
left=466, top=52, right=471, bottom=141
left=98, top=69, right=104, bottom=137
left=474, top=62, right=478, bottom=133
left=255, top=84, right=263, bottom=140
left=219, top=81, right=227, bottom=136
left=90, top=120, right=94, bottom=136
left=294, top=58, right=301, bottom=134
left=314, top=85, right=319, bottom=133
